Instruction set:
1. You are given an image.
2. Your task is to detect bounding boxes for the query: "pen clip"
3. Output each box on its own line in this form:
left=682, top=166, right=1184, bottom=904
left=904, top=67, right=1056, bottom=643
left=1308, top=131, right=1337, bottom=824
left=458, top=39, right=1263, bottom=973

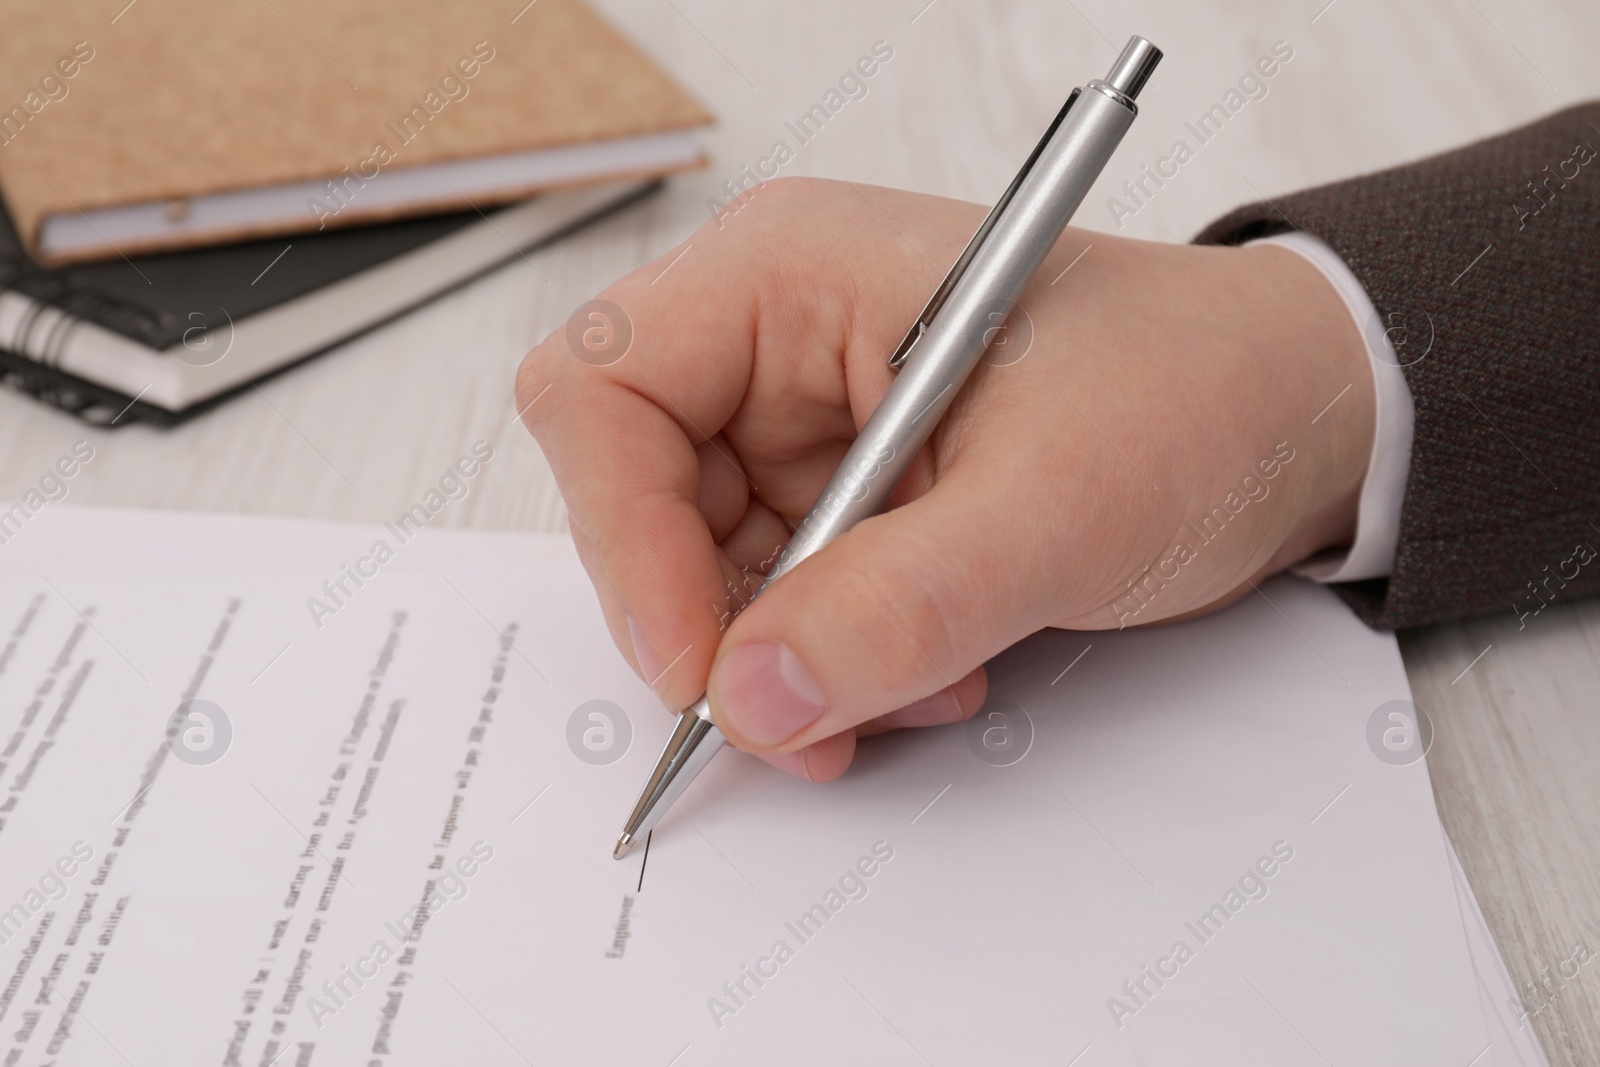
left=888, top=87, right=1082, bottom=370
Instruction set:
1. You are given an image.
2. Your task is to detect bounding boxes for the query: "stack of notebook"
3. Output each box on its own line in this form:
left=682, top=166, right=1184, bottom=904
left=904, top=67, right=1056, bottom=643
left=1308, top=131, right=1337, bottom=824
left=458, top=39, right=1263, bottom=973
left=0, top=0, right=710, bottom=424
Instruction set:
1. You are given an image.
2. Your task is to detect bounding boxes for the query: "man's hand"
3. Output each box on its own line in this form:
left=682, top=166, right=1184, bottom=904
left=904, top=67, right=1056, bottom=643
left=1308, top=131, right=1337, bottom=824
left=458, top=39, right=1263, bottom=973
left=516, top=177, right=1373, bottom=781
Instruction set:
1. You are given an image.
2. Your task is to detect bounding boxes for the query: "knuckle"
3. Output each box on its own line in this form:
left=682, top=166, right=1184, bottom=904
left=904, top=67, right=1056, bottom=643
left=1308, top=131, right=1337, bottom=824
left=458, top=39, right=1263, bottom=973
left=513, top=341, right=562, bottom=432
left=513, top=348, right=541, bottom=396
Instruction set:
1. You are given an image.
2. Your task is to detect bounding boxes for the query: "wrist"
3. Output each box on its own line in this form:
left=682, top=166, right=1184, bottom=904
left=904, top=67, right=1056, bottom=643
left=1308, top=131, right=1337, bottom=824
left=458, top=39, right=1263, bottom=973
left=1245, top=242, right=1376, bottom=571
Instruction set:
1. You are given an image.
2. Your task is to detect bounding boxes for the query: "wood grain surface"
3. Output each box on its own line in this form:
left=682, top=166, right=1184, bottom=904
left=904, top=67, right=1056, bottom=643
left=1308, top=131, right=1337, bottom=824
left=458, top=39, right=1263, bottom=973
left=1, top=0, right=1595, bottom=1059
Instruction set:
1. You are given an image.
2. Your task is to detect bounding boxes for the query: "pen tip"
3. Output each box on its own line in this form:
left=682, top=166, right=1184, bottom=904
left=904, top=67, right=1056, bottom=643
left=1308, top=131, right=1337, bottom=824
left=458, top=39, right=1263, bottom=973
left=613, top=833, right=634, bottom=860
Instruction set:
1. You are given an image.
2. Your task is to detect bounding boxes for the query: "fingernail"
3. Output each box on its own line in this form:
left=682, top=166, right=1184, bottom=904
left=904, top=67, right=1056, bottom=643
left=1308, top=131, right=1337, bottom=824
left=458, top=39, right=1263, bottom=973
left=715, top=640, right=827, bottom=747
left=627, top=615, right=666, bottom=694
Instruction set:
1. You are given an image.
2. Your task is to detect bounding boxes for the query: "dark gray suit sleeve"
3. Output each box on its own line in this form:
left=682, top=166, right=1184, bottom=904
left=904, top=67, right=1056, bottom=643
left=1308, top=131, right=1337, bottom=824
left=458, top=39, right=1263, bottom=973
left=1195, top=103, right=1600, bottom=629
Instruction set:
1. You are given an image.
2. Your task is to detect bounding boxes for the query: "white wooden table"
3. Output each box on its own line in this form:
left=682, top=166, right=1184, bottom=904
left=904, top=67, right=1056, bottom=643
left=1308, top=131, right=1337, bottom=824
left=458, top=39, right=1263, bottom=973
left=2, top=0, right=1596, bottom=1059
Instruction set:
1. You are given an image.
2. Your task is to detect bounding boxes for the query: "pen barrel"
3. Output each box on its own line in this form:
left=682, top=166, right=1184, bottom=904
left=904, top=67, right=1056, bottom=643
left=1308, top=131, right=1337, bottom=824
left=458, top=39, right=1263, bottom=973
left=761, top=84, right=1137, bottom=588
left=622, top=40, right=1158, bottom=844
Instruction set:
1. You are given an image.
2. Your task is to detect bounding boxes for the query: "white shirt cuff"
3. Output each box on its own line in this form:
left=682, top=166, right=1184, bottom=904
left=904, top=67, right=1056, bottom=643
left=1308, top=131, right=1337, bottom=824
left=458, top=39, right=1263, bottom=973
left=1245, top=231, right=1415, bottom=583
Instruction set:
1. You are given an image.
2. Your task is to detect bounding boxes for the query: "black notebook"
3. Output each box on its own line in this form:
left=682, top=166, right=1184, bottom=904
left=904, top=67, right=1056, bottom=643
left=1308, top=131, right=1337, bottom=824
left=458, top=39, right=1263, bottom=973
left=0, top=178, right=659, bottom=426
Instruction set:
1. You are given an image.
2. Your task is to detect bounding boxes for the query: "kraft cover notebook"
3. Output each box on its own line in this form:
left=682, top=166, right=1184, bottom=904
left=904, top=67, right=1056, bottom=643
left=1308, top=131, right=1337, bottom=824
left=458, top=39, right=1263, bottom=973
left=0, top=0, right=710, bottom=263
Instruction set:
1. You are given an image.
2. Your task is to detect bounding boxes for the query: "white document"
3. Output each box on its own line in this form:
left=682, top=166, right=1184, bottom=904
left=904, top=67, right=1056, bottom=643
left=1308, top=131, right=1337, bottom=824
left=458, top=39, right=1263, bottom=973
left=0, top=507, right=1537, bottom=1065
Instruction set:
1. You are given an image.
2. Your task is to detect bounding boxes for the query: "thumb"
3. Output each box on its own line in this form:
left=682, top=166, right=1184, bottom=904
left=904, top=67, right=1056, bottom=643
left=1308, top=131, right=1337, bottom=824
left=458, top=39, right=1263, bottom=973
left=706, top=470, right=1047, bottom=755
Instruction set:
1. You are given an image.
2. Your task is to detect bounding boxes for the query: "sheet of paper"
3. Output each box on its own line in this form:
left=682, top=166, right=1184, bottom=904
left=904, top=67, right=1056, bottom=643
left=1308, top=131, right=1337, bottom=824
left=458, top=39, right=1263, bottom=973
left=0, top=507, right=1517, bottom=1065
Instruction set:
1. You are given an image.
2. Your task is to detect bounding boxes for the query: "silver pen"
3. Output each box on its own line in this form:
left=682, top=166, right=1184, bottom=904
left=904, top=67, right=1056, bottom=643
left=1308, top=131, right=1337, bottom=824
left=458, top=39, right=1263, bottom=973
left=614, top=36, right=1162, bottom=859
